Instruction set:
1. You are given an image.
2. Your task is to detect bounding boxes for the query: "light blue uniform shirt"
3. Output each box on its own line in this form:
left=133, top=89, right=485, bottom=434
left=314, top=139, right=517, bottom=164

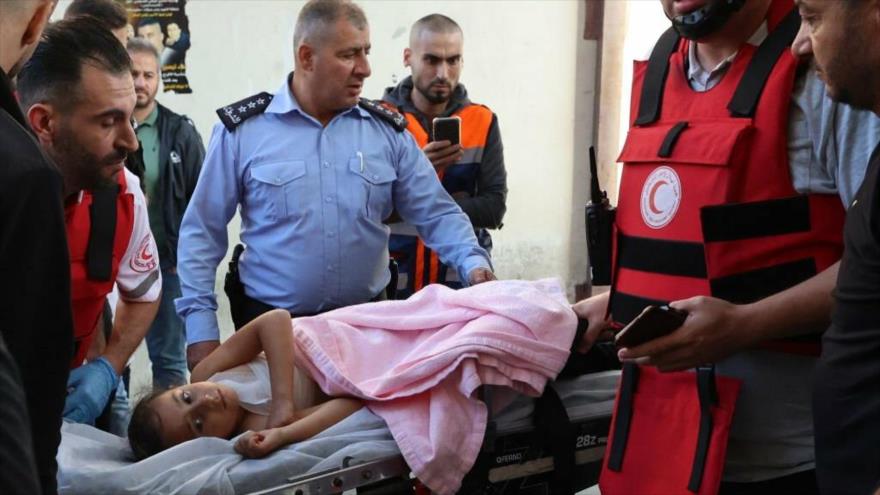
left=176, top=78, right=490, bottom=344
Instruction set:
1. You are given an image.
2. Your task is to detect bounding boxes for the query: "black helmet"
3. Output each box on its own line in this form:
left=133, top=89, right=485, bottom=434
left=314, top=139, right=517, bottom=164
left=672, top=0, right=747, bottom=40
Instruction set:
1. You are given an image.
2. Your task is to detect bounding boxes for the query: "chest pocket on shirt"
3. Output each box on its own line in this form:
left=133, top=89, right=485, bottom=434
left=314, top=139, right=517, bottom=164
left=250, top=160, right=307, bottom=220
left=348, top=154, right=396, bottom=219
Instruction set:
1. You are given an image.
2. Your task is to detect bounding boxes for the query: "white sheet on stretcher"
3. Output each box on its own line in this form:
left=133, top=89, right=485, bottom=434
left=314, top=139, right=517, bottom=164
left=57, top=371, right=619, bottom=495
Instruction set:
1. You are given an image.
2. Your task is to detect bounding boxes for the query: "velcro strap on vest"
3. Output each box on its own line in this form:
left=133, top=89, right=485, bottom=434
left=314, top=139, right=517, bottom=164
left=688, top=365, right=718, bottom=493
left=658, top=121, right=689, bottom=157
left=634, top=27, right=681, bottom=126
left=709, top=258, right=817, bottom=304
left=618, top=233, right=707, bottom=278
left=728, top=8, right=801, bottom=118
left=701, top=195, right=812, bottom=242
left=86, top=185, right=119, bottom=281
left=607, top=362, right=639, bottom=471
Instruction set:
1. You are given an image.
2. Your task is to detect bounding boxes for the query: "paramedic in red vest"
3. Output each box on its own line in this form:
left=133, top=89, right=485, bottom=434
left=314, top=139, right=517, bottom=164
left=572, top=0, right=880, bottom=491
left=382, top=14, right=507, bottom=297
left=18, top=18, right=162, bottom=425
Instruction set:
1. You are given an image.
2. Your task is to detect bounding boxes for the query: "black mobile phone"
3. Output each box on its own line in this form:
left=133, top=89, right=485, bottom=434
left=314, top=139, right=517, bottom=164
left=614, top=305, right=688, bottom=348
left=432, top=116, right=461, bottom=145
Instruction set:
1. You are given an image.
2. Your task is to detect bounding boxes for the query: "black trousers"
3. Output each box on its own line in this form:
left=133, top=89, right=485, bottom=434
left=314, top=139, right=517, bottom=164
left=719, top=469, right=819, bottom=495
left=228, top=286, right=387, bottom=331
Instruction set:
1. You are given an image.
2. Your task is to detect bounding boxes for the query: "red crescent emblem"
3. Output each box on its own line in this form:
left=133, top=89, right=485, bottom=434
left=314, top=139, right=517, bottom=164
left=139, top=243, right=153, bottom=261
left=648, top=180, right=668, bottom=215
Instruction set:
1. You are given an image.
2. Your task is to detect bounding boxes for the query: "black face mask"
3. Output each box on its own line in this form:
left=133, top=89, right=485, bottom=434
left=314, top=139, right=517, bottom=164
left=671, top=0, right=747, bottom=40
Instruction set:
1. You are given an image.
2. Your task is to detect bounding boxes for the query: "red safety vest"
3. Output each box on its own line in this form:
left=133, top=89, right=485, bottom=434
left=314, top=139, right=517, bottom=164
left=387, top=104, right=493, bottom=293
left=600, top=4, right=845, bottom=494
left=609, top=0, right=844, bottom=355
left=65, top=173, right=134, bottom=368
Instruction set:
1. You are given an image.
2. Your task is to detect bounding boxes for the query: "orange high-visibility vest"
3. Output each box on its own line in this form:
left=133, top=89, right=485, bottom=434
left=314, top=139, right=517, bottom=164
left=388, top=104, right=493, bottom=294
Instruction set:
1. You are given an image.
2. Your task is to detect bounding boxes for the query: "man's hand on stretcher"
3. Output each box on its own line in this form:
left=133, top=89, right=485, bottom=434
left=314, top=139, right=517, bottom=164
left=571, top=291, right=614, bottom=354
left=468, top=267, right=496, bottom=285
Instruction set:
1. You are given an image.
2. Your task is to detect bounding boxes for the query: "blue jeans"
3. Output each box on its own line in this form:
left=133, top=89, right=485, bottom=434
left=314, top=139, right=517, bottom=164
left=107, top=379, right=130, bottom=437
left=145, top=268, right=187, bottom=389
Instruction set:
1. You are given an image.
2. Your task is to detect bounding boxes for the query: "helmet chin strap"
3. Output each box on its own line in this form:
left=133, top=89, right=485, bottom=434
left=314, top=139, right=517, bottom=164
left=672, top=0, right=747, bottom=40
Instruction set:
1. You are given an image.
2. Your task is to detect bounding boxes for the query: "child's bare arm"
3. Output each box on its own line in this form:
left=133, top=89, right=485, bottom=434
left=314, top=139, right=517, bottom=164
left=235, top=398, right=362, bottom=458
left=191, top=310, right=294, bottom=390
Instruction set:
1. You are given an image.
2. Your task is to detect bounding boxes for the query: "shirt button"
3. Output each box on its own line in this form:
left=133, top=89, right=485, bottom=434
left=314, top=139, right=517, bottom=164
left=275, top=177, right=282, bottom=184
left=372, top=174, right=379, bottom=180
left=327, top=231, right=335, bottom=237
left=327, top=264, right=335, bottom=271
left=325, top=196, right=333, bottom=203
left=323, top=161, right=330, bottom=168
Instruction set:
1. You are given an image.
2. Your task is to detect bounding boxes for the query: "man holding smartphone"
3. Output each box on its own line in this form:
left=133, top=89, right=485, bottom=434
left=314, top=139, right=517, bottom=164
left=382, top=14, right=507, bottom=298
left=572, top=0, right=880, bottom=492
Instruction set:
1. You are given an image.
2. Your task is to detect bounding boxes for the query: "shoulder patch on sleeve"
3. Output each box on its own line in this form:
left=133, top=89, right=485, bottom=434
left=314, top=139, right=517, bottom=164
left=358, top=98, right=408, bottom=132
left=216, top=92, right=274, bottom=132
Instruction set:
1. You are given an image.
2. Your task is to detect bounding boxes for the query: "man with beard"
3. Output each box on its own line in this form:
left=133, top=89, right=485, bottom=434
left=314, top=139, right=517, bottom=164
left=381, top=14, right=507, bottom=298
left=126, top=38, right=204, bottom=390
left=791, top=0, right=880, bottom=492
left=179, top=0, right=493, bottom=371
left=572, top=0, right=880, bottom=492
left=0, top=1, right=73, bottom=492
left=17, top=17, right=162, bottom=427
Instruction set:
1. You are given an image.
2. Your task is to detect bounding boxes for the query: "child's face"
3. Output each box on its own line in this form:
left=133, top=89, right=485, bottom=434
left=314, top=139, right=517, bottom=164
left=152, top=382, right=243, bottom=447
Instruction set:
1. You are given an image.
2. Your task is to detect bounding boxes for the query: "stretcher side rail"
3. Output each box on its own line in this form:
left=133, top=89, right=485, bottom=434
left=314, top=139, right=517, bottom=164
left=246, top=454, right=410, bottom=495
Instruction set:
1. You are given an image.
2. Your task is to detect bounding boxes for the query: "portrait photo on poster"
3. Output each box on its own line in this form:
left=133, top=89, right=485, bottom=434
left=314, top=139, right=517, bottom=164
left=126, top=0, right=193, bottom=94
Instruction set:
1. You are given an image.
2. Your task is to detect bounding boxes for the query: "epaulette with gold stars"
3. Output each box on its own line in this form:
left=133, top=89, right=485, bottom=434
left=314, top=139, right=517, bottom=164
left=358, top=98, right=408, bottom=132
left=216, top=92, right=274, bottom=132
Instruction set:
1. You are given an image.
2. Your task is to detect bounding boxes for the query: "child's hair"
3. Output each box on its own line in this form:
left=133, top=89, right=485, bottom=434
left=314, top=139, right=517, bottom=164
left=127, top=388, right=168, bottom=460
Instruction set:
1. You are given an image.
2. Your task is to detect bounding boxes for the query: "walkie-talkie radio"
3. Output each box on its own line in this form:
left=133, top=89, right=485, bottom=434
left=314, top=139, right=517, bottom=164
left=585, top=146, right=616, bottom=286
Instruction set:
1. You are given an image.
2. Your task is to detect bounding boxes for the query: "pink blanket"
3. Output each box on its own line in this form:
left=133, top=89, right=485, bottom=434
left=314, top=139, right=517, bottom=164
left=291, top=279, right=576, bottom=494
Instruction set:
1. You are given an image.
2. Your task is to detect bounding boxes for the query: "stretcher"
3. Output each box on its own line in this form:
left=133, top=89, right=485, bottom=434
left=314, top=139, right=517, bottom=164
left=248, top=369, right=618, bottom=495
left=58, top=363, right=617, bottom=495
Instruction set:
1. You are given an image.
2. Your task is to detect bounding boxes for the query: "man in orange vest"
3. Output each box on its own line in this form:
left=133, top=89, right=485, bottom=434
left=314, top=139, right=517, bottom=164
left=382, top=14, right=507, bottom=298
left=18, top=17, right=162, bottom=427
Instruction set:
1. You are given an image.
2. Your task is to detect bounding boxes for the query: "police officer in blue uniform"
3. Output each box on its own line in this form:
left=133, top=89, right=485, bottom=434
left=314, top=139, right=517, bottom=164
left=177, top=0, right=494, bottom=370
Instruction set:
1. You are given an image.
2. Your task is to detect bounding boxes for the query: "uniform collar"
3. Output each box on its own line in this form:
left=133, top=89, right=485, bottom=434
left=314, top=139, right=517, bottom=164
left=266, top=72, right=370, bottom=120
left=138, top=104, right=160, bottom=127
left=686, top=21, right=768, bottom=87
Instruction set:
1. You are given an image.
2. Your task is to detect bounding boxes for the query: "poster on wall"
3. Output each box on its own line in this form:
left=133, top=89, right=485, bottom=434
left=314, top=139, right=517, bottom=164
left=125, top=0, right=193, bottom=94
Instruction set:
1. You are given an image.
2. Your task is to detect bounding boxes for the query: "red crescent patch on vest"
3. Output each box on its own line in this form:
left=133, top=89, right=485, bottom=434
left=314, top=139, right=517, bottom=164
left=640, top=166, right=681, bottom=229
left=131, top=234, right=157, bottom=273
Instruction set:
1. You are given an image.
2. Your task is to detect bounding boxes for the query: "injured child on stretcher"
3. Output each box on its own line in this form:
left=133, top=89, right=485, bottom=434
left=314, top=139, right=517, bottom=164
left=128, top=308, right=362, bottom=461
left=63, top=279, right=584, bottom=495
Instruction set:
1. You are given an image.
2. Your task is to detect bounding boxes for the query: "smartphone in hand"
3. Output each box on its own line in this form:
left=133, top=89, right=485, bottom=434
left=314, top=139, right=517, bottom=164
left=614, top=305, right=688, bottom=348
left=432, top=116, right=461, bottom=145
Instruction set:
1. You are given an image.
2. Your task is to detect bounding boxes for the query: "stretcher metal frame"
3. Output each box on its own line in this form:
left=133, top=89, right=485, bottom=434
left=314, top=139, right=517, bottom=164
left=247, top=373, right=614, bottom=495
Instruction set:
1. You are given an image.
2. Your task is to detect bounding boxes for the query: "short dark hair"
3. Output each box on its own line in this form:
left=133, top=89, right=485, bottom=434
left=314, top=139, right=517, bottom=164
left=137, top=18, right=161, bottom=30
left=64, top=0, right=129, bottom=31
left=17, top=16, right=132, bottom=111
left=293, top=0, right=368, bottom=51
left=127, top=37, right=160, bottom=65
left=127, top=388, right=167, bottom=460
left=410, top=14, right=462, bottom=45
